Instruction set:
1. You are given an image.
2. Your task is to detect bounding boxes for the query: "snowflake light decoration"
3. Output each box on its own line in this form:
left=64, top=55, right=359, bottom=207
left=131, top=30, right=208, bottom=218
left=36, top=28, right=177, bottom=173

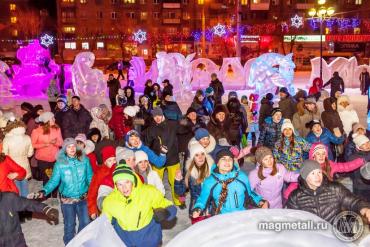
left=213, top=23, right=226, bottom=37
left=291, top=14, right=303, bottom=28
left=40, top=34, right=54, bottom=47
left=133, top=29, right=147, bottom=44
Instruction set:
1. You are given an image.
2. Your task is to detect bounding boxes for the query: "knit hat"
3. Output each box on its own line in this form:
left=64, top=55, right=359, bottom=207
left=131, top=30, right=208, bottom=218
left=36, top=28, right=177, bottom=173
left=305, top=119, right=321, bottom=130
left=72, top=95, right=80, bottom=101
left=266, top=93, right=274, bottom=101
left=360, top=162, right=370, bottom=180
left=300, top=160, right=321, bottom=180
left=186, top=107, right=197, bottom=116
left=205, top=87, right=214, bottom=96
left=281, top=119, right=295, bottom=132
left=241, top=95, right=248, bottom=102
left=151, top=107, right=163, bottom=117
left=57, top=95, right=67, bottom=104
left=255, top=146, right=273, bottom=165
left=189, top=143, right=206, bottom=160
left=352, top=123, right=365, bottom=133
left=125, top=129, right=140, bottom=143
left=84, top=140, right=95, bottom=155
left=20, top=102, right=33, bottom=112
left=279, top=87, right=289, bottom=95
left=124, top=105, right=140, bottom=117
left=36, top=112, right=54, bottom=123
left=116, top=147, right=135, bottom=163
left=353, top=134, right=370, bottom=149
left=271, top=107, right=281, bottom=117
left=75, top=133, right=87, bottom=145
left=63, top=138, right=77, bottom=150
left=228, top=91, right=238, bottom=99
left=101, top=146, right=116, bottom=164
left=215, top=148, right=234, bottom=164
left=135, top=150, right=149, bottom=165
left=310, top=143, right=327, bottom=159
left=194, top=128, right=210, bottom=141
left=112, top=162, right=136, bottom=184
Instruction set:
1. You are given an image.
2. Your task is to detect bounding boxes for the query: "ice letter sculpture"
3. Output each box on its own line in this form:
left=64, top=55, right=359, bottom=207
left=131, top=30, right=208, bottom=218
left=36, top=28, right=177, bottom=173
left=128, top=56, right=158, bottom=92
left=0, top=61, right=12, bottom=97
left=191, top=58, right=220, bottom=89
left=248, top=53, right=296, bottom=97
left=219, top=57, right=246, bottom=90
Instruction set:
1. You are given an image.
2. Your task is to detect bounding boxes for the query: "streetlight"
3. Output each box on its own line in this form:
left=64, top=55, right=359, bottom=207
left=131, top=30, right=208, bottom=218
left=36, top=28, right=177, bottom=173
left=308, top=0, right=334, bottom=83
left=198, top=0, right=205, bottom=57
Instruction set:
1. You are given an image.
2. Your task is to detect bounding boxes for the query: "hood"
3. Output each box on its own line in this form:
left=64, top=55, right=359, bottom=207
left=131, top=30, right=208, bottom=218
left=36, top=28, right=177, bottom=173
left=323, top=98, right=335, bottom=112
left=211, top=104, right=229, bottom=123
left=227, top=98, right=241, bottom=113
left=6, top=126, right=26, bottom=136
left=261, top=98, right=272, bottom=105
left=308, top=142, right=328, bottom=160
left=337, top=95, right=353, bottom=112
left=188, top=135, right=217, bottom=154
left=90, top=107, right=103, bottom=121
left=185, top=154, right=213, bottom=180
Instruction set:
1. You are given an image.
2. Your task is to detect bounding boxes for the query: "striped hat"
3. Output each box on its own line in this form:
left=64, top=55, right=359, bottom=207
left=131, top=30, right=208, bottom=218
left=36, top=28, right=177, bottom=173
left=113, top=161, right=136, bottom=185
left=310, top=143, right=327, bottom=158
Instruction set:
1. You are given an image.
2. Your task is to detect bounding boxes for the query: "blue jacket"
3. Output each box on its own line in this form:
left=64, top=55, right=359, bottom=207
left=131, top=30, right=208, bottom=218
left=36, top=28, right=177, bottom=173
left=257, top=117, right=283, bottom=149
left=175, top=177, right=202, bottom=214
left=306, top=128, right=344, bottom=160
left=125, top=142, right=166, bottom=168
left=194, top=164, right=262, bottom=215
left=43, top=149, right=93, bottom=198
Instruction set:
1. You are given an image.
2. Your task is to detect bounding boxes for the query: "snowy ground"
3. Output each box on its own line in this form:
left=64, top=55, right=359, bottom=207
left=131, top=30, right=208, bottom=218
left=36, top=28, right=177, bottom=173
left=18, top=71, right=370, bottom=246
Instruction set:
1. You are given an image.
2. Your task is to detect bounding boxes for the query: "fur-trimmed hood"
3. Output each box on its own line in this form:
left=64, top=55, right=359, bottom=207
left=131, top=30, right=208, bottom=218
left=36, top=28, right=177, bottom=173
left=185, top=153, right=213, bottom=180
left=5, top=126, right=26, bottom=137
left=188, top=135, right=217, bottom=154
left=337, top=95, right=353, bottom=112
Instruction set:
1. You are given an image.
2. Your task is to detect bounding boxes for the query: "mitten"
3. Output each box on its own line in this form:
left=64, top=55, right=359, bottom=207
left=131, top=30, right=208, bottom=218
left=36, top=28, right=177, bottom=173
left=43, top=206, right=59, bottom=225
left=153, top=208, right=170, bottom=223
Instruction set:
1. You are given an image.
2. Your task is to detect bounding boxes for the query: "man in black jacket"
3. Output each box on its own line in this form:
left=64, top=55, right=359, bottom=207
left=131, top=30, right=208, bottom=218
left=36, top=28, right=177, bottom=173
left=107, top=74, right=121, bottom=108
left=323, top=71, right=345, bottom=98
left=278, top=87, right=296, bottom=121
left=0, top=192, right=58, bottom=247
left=287, top=160, right=370, bottom=224
left=209, top=73, right=224, bottom=105
left=62, top=96, right=93, bottom=138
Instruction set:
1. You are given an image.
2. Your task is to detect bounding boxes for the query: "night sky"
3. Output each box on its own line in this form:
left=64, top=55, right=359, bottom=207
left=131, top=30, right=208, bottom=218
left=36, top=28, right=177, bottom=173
left=29, top=0, right=57, bottom=18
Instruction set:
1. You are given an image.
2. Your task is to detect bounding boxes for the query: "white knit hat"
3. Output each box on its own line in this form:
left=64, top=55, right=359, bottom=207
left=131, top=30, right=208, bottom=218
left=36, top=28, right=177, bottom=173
left=84, top=140, right=95, bottom=155
left=116, top=147, right=135, bottom=163
left=124, top=105, right=140, bottom=117
left=36, top=112, right=54, bottom=123
left=135, top=150, right=149, bottom=165
left=189, top=143, right=206, bottom=160
left=281, top=119, right=295, bottom=132
left=353, top=133, right=370, bottom=149
left=75, top=133, right=87, bottom=145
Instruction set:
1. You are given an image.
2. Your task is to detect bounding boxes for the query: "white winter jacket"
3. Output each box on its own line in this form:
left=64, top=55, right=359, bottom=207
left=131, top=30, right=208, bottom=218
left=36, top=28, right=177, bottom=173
left=337, top=96, right=359, bottom=136
left=146, top=166, right=165, bottom=195
left=90, top=107, right=109, bottom=140
left=2, top=127, right=34, bottom=179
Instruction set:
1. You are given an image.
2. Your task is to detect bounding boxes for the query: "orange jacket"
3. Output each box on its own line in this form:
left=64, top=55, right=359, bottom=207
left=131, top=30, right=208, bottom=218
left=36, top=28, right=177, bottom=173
left=31, top=126, right=63, bottom=162
left=0, top=156, right=26, bottom=194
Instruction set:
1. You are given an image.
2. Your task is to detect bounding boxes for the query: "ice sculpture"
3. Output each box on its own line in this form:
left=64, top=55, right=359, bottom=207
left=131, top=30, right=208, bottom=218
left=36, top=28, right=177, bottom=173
left=248, top=53, right=296, bottom=97
left=310, top=56, right=369, bottom=88
left=128, top=56, right=158, bottom=92
left=243, top=57, right=256, bottom=89
left=11, top=40, right=59, bottom=96
left=71, top=52, right=106, bottom=107
left=219, top=57, right=246, bottom=90
left=191, top=58, right=220, bottom=89
left=0, top=60, right=12, bottom=97
left=167, top=209, right=353, bottom=247
left=156, top=52, right=195, bottom=101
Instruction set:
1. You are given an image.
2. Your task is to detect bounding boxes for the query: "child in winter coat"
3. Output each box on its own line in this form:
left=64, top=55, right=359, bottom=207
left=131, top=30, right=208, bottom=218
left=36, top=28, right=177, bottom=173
left=321, top=97, right=344, bottom=134
left=108, top=105, right=132, bottom=140
left=248, top=146, right=299, bottom=208
left=292, top=98, right=321, bottom=138
left=115, top=88, right=127, bottom=107
left=38, top=138, right=93, bottom=245
left=134, top=150, right=165, bottom=195
left=85, top=140, right=98, bottom=173
left=205, top=87, right=215, bottom=113
left=273, top=119, right=311, bottom=172
left=241, top=95, right=257, bottom=147
left=284, top=143, right=366, bottom=200
left=87, top=146, right=116, bottom=219
left=337, top=95, right=360, bottom=136
left=152, top=83, right=162, bottom=108
left=258, top=108, right=283, bottom=149
left=2, top=120, right=34, bottom=197
left=174, top=143, right=213, bottom=218
left=0, top=153, right=26, bottom=194
left=191, top=90, right=212, bottom=119
left=192, top=149, right=268, bottom=218
left=90, top=107, right=109, bottom=140
left=226, top=97, right=247, bottom=146
left=305, top=119, right=344, bottom=160
left=47, top=76, right=59, bottom=113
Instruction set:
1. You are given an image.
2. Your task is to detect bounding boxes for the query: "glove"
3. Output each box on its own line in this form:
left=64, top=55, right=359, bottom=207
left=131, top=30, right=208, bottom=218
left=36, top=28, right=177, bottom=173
left=27, top=191, right=45, bottom=200
left=160, top=145, right=168, bottom=154
left=153, top=208, right=170, bottom=223
left=230, top=146, right=240, bottom=158
left=43, top=206, right=59, bottom=225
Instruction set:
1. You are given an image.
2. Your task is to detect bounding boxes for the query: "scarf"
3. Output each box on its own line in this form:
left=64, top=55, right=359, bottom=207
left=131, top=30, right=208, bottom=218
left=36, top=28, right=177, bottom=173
left=214, top=172, right=238, bottom=215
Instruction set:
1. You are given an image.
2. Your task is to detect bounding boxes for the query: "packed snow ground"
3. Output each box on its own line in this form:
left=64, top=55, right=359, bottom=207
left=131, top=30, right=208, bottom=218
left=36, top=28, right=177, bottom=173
left=19, top=71, right=369, bottom=246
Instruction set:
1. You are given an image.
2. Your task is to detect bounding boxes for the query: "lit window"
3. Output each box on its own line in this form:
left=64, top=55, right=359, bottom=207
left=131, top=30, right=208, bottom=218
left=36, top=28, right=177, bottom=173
left=355, top=0, right=362, bottom=4
left=12, top=29, right=18, bottom=36
left=182, top=27, right=190, bottom=35
left=141, top=12, right=147, bottom=20
left=80, top=0, right=87, bottom=3
left=111, top=12, right=118, bottom=19
left=63, top=0, right=75, bottom=2
left=9, top=4, right=16, bottom=11
left=127, top=12, right=135, bottom=18
left=140, top=0, right=146, bottom=3
left=82, top=42, right=89, bottom=49
left=143, top=49, right=148, bottom=55
left=63, top=26, right=76, bottom=33
left=183, top=12, right=190, bottom=20
left=65, top=42, right=76, bottom=49
left=354, top=27, right=361, bottom=34
left=10, top=17, right=17, bottom=23
left=241, top=0, right=247, bottom=5
left=124, top=0, right=135, bottom=3
left=97, top=42, right=104, bottom=49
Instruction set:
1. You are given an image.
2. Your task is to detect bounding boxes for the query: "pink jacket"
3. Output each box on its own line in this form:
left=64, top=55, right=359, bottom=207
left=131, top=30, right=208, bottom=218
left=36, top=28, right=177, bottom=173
left=283, top=143, right=365, bottom=200
left=31, top=126, right=63, bottom=162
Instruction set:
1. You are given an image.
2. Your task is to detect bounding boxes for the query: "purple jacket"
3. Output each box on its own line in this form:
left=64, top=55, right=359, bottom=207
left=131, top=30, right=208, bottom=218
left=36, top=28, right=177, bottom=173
left=248, top=163, right=299, bottom=208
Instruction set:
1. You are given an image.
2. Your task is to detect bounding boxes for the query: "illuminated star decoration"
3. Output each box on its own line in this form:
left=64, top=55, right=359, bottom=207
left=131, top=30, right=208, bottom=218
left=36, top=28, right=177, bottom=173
left=40, top=33, right=54, bottom=47
left=291, top=14, right=303, bottom=28
left=213, top=23, right=226, bottom=37
left=133, top=29, right=147, bottom=44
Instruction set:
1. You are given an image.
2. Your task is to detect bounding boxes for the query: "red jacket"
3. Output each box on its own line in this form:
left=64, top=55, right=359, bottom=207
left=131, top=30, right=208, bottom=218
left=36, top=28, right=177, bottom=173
left=0, top=156, right=27, bottom=194
left=108, top=106, right=132, bottom=140
left=308, top=77, right=323, bottom=96
left=87, top=152, right=99, bottom=174
left=87, top=164, right=115, bottom=216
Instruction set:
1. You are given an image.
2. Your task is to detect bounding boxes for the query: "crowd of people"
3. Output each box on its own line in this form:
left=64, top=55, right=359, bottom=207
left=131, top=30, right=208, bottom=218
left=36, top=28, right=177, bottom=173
left=1, top=71, right=370, bottom=247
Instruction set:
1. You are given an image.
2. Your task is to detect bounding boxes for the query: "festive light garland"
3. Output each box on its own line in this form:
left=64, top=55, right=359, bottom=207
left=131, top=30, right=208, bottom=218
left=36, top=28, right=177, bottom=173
left=291, top=14, right=304, bottom=28
left=40, top=33, right=54, bottom=47
left=133, top=29, right=147, bottom=44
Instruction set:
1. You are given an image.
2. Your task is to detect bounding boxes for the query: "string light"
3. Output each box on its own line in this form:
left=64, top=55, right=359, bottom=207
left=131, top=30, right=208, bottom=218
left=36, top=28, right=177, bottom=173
left=40, top=33, right=54, bottom=47
left=291, top=14, right=304, bottom=28
left=212, top=23, right=226, bottom=37
left=133, top=29, right=147, bottom=44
